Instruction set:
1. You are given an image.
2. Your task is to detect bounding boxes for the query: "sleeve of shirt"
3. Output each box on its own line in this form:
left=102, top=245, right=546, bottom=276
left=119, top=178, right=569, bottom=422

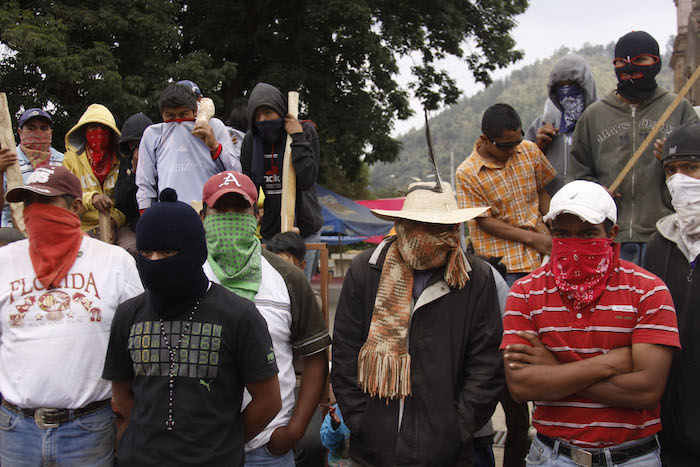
left=290, top=122, right=320, bottom=191
left=288, top=266, right=331, bottom=357
left=567, top=113, right=598, bottom=183
left=456, top=164, right=493, bottom=218
left=532, top=145, right=556, bottom=190
left=680, top=99, right=700, bottom=124
left=236, top=301, right=279, bottom=383
left=500, top=280, right=536, bottom=349
left=102, top=300, right=138, bottom=381
left=118, top=250, right=145, bottom=304
left=211, top=118, right=241, bottom=172
left=633, top=279, right=681, bottom=348
left=135, top=128, right=160, bottom=210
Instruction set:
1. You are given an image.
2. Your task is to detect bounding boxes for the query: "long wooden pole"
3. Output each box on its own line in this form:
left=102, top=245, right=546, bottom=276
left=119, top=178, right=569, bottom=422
left=0, top=93, right=26, bottom=235
left=281, top=91, right=300, bottom=233
left=609, top=64, right=700, bottom=193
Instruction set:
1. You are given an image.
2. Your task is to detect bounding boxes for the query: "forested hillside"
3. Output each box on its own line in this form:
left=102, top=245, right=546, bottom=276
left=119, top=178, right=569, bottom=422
left=369, top=42, right=674, bottom=196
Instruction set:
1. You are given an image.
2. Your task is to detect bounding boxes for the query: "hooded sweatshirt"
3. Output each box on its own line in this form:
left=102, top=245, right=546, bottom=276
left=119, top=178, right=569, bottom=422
left=240, top=83, right=323, bottom=239
left=567, top=87, right=699, bottom=243
left=525, top=54, right=599, bottom=195
left=114, top=113, right=153, bottom=228
left=135, top=114, right=239, bottom=210
left=62, top=103, right=126, bottom=232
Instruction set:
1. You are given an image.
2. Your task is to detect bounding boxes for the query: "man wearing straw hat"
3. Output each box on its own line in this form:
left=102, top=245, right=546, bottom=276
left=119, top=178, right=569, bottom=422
left=331, top=181, right=504, bottom=466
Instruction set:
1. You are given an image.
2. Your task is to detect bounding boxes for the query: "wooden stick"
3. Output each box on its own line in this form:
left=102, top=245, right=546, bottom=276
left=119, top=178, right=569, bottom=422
left=281, top=91, right=300, bottom=233
left=99, top=211, right=112, bottom=243
left=609, top=64, right=700, bottom=193
left=0, top=93, right=26, bottom=235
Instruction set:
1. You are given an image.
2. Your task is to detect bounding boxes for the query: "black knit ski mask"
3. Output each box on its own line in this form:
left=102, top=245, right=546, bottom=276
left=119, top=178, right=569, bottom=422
left=135, top=188, right=209, bottom=318
left=614, top=31, right=661, bottom=101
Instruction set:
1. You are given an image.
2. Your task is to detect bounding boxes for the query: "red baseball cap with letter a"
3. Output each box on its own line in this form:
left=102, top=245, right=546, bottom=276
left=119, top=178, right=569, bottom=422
left=202, top=171, right=258, bottom=208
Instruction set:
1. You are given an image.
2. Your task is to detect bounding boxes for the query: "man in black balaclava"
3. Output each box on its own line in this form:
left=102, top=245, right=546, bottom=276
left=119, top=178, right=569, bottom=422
left=568, top=30, right=700, bottom=266
left=239, top=82, right=323, bottom=281
left=103, top=188, right=282, bottom=467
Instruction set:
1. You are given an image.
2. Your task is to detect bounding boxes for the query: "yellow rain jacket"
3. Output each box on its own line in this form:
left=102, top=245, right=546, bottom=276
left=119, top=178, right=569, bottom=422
left=62, top=104, right=125, bottom=232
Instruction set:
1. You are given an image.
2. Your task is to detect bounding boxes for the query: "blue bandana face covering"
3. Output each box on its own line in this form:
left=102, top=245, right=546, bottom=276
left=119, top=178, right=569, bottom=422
left=556, top=84, right=585, bottom=134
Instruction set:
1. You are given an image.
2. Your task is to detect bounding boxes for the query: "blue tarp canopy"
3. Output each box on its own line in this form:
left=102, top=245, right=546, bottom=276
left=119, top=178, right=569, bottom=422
left=317, top=186, right=393, bottom=244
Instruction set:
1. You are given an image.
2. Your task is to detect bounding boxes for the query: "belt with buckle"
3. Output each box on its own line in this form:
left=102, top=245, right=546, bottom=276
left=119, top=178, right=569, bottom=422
left=1, top=398, right=110, bottom=429
left=536, top=433, right=658, bottom=467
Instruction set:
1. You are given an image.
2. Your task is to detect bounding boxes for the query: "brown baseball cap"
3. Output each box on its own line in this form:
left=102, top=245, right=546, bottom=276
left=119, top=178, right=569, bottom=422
left=202, top=171, right=258, bottom=208
left=6, top=166, right=82, bottom=202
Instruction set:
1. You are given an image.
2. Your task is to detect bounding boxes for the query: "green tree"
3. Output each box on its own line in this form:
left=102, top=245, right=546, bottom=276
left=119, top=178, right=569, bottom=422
left=0, top=0, right=528, bottom=188
left=0, top=0, right=235, bottom=145
left=175, top=0, right=528, bottom=184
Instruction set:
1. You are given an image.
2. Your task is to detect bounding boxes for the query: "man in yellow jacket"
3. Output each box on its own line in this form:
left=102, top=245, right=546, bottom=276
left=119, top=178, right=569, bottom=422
left=62, top=104, right=126, bottom=242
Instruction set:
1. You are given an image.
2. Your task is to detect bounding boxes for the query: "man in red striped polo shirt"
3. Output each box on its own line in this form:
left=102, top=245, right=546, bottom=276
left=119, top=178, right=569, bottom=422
left=501, top=180, right=680, bottom=466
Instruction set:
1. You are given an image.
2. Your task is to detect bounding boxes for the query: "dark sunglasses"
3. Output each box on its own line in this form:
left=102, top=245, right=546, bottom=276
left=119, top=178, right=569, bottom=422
left=486, top=130, right=524, bottom=150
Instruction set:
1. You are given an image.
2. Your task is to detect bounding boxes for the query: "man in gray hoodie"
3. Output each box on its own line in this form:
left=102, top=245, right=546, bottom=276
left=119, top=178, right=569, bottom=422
left=526, top=53, right=599, bottom=195
left=567, top=31, right=699, bottom=265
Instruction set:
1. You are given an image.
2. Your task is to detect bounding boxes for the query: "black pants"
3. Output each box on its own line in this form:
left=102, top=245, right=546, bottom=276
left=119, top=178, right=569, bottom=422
left=501, top=388, right=530, bottom=467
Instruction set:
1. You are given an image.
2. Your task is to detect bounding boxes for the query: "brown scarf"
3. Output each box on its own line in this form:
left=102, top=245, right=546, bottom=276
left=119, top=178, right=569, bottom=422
left=357, top=221, right=470, bottom=400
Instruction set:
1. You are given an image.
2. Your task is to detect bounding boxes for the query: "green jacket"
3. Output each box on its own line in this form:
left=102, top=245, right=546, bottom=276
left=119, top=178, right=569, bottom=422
left=567, top=87, right=699, bottom=243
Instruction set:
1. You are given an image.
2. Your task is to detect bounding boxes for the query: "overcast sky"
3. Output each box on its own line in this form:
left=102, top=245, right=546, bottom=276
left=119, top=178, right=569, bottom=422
left=393, top=0, right=679, bottom=135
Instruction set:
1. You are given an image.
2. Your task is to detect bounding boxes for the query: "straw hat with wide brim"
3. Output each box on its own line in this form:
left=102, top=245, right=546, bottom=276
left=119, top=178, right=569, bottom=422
left=371, top=182, right=489, bottom=225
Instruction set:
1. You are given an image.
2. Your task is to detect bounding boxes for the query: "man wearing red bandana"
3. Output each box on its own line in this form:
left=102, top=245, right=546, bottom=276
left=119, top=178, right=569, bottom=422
left=0, top=166, right=143, bottom=465
left=1, top=107, right=64, bottom=228
left=62, top=103, right=125, bottom=241
left=502, top=180, right=680, bottom=466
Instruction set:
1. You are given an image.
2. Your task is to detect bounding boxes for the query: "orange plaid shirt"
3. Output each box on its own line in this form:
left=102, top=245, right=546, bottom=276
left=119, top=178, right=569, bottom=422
left=456, top=139, right=555, bottom=273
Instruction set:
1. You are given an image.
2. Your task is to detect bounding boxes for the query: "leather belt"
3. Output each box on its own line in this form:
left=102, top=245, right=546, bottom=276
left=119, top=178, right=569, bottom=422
left=2, top=398, right=110, bottom=429
left=536, top=433, right=658, bottom=467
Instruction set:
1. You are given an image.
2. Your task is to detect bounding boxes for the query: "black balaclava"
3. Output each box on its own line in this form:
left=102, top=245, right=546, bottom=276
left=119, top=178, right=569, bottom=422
left=614, top=31, right=661, bottom=102
left=135, top=188, right=209, bottom=318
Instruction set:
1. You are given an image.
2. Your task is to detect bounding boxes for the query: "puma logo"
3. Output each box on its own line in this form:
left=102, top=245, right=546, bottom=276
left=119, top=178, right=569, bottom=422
left=199, top=379, right=213, bottom=391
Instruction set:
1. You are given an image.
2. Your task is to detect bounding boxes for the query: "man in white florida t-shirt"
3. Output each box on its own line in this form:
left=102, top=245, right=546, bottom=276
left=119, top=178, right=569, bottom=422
left=0, top=166, right=143, bottom=466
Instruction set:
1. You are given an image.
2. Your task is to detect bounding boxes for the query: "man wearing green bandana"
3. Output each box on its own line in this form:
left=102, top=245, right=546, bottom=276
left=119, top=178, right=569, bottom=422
left=200, top=171, right=331, bottom=466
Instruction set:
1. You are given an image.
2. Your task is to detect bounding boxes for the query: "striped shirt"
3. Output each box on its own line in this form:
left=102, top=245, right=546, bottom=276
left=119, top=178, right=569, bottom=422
left=500, top=252, right=680, bottom=447
left=456, top=140, right=555, bottom=273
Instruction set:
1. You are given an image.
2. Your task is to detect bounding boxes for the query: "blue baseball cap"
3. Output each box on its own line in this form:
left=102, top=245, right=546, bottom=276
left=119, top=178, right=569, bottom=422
left=176, top=80, right=202, bottom=97
left=18, top=108, right=53, bottom=128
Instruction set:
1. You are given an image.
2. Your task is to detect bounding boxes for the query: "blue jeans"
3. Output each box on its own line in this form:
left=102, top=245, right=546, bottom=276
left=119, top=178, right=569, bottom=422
left=620, top=242, right=647, bottom=266
left=526, top=435, right=661, bottom=466
left=302, top=231, right=321, bottom=281
left=0, top=403, right=115, bottom=466
left=245, top=444, right=295, bottom=466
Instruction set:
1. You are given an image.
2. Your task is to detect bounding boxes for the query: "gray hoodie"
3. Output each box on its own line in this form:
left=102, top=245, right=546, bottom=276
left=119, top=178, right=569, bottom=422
left=525, top=54, right=599, bottom=195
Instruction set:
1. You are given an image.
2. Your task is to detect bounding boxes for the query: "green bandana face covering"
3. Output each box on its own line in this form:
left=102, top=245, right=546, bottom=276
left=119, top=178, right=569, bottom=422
left=204, top=212, right=262, bottom=300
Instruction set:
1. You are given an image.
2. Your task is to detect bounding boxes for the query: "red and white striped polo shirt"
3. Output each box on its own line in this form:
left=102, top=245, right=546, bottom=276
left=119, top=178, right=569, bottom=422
left=500, top=255, right=680, bottom=447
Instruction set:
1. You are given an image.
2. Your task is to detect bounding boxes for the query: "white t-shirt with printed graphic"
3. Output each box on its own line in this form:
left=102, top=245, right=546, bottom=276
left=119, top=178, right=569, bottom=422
left=0, top=236, right=143, bottom=409
left=205, top=255, right=296, bottom=451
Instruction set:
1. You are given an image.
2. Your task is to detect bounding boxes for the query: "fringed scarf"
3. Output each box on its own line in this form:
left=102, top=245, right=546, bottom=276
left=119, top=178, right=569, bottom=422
left=357, top=221, right=470, bottom=400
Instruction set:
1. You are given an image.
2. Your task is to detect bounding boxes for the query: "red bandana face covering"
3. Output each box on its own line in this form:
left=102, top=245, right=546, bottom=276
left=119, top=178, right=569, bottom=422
left=551, top=237, right=615, bottom=310
left=20, top=130, right=52, bottom=168
left=163, top=118, right=196, bottom=124
left=24, top=203, right=85, bottom=289
left=85, top=127, right=113, bottom=184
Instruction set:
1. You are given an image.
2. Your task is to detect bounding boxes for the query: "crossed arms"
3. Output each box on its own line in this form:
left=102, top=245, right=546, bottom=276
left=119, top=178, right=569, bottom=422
left=503, top=331, right=673, bottom=410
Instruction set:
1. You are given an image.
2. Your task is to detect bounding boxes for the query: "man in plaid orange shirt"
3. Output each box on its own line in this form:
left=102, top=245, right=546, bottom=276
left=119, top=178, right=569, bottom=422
left=456, top=103, right=555, bottom=467
left=456, top=103, right=556, bottom=288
